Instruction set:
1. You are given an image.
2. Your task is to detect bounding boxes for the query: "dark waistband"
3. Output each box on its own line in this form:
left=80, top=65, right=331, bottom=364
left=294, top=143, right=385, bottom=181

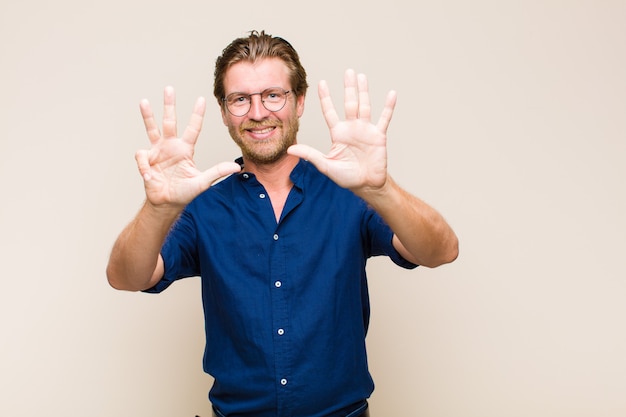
left=212, top=400, right=369, bottom=417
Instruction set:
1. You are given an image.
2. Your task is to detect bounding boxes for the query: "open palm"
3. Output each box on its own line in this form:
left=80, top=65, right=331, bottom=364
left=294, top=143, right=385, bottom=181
left=288, top=69, right=396, bottom=193
left=136, top=87, right=240, bottom=207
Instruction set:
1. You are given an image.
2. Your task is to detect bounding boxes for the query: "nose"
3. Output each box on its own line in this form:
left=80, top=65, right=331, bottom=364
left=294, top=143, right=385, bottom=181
left=247, top=93, right=270, bottom=120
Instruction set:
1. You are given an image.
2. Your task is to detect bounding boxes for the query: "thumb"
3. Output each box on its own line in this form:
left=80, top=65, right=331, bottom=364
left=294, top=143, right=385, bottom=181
left=135, top=149, right=152, bottom=181
left=198, top=161, right=242, bottom=188
left=287, top=144, right=330, bottom=175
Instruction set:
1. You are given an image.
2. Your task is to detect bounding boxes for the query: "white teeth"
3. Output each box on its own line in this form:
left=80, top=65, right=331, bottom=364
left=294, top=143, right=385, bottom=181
left=250, top=127, right=274, bottom=134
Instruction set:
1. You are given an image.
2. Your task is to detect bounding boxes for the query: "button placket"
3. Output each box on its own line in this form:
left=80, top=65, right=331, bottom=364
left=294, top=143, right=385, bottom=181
left=269, top=224, right=290, bottom=403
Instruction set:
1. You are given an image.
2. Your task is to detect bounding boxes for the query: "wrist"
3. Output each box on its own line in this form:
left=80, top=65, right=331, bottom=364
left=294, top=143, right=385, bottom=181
left=354, top=176, right=396, bottom=206
left=141, top=199, right=183, bottom=225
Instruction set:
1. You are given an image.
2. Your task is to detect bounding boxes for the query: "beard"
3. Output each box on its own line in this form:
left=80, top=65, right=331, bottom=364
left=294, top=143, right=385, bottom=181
left=227, top=114, right=300, bottom=165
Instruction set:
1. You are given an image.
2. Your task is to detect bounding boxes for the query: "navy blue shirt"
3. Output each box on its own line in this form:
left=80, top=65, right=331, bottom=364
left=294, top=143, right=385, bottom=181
left=147, top=158, right=417, bottom=416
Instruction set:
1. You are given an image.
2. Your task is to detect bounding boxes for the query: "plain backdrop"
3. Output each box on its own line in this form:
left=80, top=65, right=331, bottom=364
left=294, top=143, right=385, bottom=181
left=1, top=1, right=625, bottom=416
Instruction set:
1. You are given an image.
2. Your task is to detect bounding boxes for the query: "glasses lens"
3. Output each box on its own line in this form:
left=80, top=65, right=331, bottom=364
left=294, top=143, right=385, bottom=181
left=261, top=88, right=288, bottom=112
left=225, top=93, right=250, bottom=117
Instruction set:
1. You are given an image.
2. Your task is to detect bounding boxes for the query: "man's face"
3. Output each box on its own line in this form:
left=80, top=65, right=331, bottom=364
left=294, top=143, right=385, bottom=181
left=221, top=58, right=305, bottom=165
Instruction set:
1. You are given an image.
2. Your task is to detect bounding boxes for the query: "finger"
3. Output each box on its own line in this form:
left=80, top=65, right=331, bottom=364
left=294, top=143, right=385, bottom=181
left=198, top=161, right=242, bottom=189
left=163, top=86, right=177, bottom=139
left=357, top=73, right=371, bottom=121
left=343, top=69, right=358, bottom=120
left=135, top=149, right=152, bottom=181
left=181, top=96, right=206, bottom=144
left=287, top=144, right=329, bottom=175
left=377, top=90, right=397, bottom=133
left=140, top=99, right=162, bottom=145
left=318, top=80, right=339, bottom=129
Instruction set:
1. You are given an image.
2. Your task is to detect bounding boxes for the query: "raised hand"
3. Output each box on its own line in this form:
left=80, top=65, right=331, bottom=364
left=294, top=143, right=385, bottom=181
left=288, top=69, right=397, bottom=194
left=135, top=86, right=241, bottom=208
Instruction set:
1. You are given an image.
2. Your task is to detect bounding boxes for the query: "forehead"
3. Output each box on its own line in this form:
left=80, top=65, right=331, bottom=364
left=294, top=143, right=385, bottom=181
left=223, top=58, right=290, bottom=93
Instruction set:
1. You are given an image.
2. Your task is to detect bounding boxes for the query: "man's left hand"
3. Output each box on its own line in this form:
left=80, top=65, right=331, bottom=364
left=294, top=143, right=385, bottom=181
left=288, top=69, right=397, bottom=196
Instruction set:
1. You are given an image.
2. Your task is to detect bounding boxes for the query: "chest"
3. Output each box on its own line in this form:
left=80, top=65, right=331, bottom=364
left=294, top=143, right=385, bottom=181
left=267, top=188, right=291, bottom=223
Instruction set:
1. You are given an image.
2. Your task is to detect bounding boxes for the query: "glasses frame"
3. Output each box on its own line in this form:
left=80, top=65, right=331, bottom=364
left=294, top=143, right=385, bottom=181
left=222, top=87, right=291, bottom=117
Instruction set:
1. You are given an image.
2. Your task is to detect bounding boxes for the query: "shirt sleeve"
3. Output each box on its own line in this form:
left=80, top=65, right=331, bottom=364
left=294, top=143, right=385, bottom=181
left=366, top=208, right=419, bottom=269
left=143, top=209, right=200, bottom=294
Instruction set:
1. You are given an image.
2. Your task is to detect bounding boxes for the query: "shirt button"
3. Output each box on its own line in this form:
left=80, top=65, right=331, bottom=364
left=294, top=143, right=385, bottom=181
left=277, top=328, right=285, bottom=336
left=259, top=193, right=266, bottom=199
left=280, top=378, right=288, bottom=386
left=242, top=173, right=249, bottom=179
left=274, top=281, right=282, bottom=288
left=273, top=234, right=279, bottom=241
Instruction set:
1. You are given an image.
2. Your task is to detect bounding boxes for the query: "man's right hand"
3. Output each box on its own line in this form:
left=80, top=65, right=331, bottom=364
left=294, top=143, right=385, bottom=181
left=136, top=86, right=241, bottom=209
left=106, top=87, right=241, bottom=291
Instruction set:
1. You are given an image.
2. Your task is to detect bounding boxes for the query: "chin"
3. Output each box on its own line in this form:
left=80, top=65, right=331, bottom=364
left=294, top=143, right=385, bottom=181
left=245, top=150, right=288, bottom=165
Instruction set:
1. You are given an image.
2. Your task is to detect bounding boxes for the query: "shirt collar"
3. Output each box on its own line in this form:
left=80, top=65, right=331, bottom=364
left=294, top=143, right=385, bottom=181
left=234, top=156, right=308, bottom=190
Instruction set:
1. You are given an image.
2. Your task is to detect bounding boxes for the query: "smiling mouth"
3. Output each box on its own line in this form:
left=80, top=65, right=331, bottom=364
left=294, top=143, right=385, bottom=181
left=247, top=126, right=276, bottom=134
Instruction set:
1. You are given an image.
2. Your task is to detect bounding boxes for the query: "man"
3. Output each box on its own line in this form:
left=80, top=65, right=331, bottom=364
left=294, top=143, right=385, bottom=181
left=107, top=30, right=458, bottom=417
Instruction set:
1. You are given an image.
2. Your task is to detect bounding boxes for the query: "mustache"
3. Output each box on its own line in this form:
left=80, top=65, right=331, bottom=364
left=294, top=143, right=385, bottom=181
left=240, top=120, right=283, bottom=130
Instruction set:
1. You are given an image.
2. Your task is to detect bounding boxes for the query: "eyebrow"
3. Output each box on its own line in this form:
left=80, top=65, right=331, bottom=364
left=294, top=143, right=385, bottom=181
left=226, top=87, right=287, bottom=95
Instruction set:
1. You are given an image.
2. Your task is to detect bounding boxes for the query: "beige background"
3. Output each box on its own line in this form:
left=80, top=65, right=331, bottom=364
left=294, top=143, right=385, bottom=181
left=1, top=1, right=625, bottom=416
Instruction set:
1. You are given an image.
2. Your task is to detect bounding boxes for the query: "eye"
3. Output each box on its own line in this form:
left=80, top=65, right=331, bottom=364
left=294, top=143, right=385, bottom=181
left=227, top=94, right=249, bottom=106
left=264, top=89, right=284, bottom=102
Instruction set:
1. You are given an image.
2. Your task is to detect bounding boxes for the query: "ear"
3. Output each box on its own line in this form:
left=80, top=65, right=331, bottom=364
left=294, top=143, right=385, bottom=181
left=220, top=105, right=229, bottom=126
left=296, top=94, right=305, bottom=118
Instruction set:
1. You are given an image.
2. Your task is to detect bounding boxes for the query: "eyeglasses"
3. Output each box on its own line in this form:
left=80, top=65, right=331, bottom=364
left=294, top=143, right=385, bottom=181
left=223, top=87, right=291, bottom=117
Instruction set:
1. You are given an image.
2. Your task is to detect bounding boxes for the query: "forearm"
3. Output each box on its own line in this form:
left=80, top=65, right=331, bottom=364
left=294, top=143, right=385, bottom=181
left=106, top=201, right=181, bottom=291
left=358, top=177, right=459, bottom=268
